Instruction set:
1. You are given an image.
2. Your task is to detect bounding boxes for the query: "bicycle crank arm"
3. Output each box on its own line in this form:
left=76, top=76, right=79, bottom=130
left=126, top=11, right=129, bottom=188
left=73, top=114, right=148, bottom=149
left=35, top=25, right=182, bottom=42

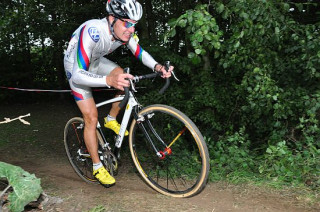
left=77, top=149, right=105, bottom=161
left=77, top=149, right=90, bottom=158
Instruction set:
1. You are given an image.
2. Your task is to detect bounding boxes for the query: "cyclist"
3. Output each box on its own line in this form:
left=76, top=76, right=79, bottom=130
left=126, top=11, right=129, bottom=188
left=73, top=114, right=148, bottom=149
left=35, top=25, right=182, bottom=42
left=63, top=0, right=173, bottom=188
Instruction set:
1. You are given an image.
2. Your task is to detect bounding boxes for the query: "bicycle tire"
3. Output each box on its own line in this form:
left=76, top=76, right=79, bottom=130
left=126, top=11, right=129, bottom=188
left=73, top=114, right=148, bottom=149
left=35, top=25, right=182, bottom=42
left=129, top=104, right=210, bottom=197
left=64, top=117, right=100, bottom=184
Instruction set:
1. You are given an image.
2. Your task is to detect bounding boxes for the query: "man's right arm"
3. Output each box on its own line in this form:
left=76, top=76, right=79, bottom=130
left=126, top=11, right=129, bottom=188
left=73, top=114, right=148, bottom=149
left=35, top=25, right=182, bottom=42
left=72, top=69, right=109, bottom=87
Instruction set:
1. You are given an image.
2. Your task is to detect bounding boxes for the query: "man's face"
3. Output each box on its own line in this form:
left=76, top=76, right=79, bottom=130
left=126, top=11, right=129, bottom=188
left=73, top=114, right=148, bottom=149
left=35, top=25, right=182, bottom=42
left=113, top=18, right=137, bottom=42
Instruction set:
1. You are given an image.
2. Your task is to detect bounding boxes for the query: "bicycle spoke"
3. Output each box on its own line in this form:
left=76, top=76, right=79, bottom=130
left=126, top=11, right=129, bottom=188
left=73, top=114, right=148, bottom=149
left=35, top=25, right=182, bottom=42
left=166, top=161, right=179, bottom=191
left=64, top=118, right=97, bottom=183
left=133, top=114, right=200, bottom=191
left=167, top=158, right=188, bottom=188
left=130, top=105, right=209, bottom=197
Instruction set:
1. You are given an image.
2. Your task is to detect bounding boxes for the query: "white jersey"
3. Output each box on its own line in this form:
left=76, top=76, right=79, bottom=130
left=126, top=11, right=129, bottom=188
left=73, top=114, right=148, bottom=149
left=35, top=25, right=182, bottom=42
left=64, top=18, right=157, bottom=88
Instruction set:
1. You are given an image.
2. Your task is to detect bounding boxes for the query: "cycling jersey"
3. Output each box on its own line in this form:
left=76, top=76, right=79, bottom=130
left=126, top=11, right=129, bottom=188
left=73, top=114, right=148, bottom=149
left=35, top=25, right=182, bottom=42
left=64, top=18, right=158, bottom=100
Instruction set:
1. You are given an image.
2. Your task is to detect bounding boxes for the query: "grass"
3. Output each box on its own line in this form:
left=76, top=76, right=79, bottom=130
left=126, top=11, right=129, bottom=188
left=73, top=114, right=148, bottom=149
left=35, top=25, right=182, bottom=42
left=0, top=121, right=35, bottom=146
left=213, top=169, right=320, bottom=209
left=0, top=121, right=40, bottom=150
left=85, top=205, right=107, bottom=212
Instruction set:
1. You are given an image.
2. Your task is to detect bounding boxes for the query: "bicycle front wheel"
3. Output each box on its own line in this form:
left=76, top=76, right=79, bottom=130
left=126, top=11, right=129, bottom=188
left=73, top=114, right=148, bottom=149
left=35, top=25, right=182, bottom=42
left=64, top=117, right=98, bottom=184
left=129, top=104, right=210, bottom=197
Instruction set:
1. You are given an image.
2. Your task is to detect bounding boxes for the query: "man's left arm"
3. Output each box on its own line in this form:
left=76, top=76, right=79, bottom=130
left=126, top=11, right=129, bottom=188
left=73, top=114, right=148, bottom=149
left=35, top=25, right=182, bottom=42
left=127, top=35, right=158, bottom=71
left=127, top=35, right=173, bottom=78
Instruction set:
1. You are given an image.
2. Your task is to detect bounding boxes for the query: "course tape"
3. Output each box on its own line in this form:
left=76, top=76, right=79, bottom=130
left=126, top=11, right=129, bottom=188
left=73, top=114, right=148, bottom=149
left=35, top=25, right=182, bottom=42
left=0, top=86, right=116, bottom=93
left=0, top=86, right=71, bottom=92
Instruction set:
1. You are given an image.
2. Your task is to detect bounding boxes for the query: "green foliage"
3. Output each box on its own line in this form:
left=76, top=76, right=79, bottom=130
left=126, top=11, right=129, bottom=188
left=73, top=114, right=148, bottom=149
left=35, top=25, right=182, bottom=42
left=85, top=205, right=107, bottom=212
left=165, top=0, right=320, bottom=187
left=0, top=0, right=106, bottom=102
left=1, top=0, right=320, bottom=190
left=259, top=141, right=320, bottom=187
left=209, top=127, right=255, bottom=182
left=166, top=4, right=223, bottom=64
left=0, top=162, right=42, bottom=212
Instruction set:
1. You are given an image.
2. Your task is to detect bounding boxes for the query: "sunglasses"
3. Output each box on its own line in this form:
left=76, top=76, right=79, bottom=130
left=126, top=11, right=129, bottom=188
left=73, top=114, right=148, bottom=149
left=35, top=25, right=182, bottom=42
left=120, top=19, right=137, bottom=28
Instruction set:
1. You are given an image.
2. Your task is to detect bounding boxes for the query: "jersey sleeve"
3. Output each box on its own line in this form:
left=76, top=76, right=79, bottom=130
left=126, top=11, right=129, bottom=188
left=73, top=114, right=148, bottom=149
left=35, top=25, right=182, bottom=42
left=71, top=24, right=108, bottom=87
left=127, top=36, right=158, bottom=70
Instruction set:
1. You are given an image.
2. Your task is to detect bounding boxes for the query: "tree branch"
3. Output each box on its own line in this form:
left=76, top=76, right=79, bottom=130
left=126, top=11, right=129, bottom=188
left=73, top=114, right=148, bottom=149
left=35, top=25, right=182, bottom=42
left=0, top=114, right=31, bottom=125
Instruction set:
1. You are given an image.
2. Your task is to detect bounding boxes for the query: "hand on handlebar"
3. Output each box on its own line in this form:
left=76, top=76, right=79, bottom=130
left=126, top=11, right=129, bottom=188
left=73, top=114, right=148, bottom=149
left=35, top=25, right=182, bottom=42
left=106, top=69, right=133, bottom=91
left=155, top=64, right=174, bottom=78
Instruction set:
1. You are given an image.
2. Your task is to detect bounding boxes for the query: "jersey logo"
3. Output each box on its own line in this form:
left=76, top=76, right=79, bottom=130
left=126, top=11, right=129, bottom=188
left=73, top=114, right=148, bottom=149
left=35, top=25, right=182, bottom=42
left=66, top=71, right=72, bottom=80
left=88, top=27, right=100, bottom=43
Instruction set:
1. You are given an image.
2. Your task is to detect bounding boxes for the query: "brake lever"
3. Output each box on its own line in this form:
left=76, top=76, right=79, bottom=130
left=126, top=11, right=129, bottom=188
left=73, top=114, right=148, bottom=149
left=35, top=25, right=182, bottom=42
left=124, top=67, right=137, bottom=92
left=171, top=70, right=180, bottom=81
left=163, top=61, right=179, bottom=81
left=129, top=78, right=137, bottom=92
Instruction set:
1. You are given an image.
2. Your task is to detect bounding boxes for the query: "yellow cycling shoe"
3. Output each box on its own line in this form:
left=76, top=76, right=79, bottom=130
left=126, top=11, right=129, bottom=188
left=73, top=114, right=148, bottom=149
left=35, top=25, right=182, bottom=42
left=104, top=118, right=129, bottom=136
left=93, top=166, right=115, bottom=188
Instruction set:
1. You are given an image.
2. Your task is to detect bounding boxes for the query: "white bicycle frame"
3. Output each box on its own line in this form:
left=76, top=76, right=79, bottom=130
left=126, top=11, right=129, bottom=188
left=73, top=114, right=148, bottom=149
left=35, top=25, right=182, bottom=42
left=95, top=91, right=138, bottom=149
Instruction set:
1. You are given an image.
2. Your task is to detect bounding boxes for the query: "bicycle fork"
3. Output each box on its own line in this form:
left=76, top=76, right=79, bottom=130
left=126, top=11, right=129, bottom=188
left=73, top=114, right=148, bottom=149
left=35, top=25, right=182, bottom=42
left=135, top=113, right=177, bottom=160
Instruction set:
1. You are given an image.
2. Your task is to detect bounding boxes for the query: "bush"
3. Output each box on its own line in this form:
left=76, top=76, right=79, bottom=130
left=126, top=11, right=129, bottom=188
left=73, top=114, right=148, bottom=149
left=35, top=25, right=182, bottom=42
left=166, top=0, right=320, bottom=187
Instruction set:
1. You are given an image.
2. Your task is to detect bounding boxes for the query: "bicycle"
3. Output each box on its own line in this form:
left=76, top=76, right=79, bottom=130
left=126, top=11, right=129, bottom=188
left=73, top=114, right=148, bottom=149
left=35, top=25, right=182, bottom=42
left=63, top=62, right=210, bottom=197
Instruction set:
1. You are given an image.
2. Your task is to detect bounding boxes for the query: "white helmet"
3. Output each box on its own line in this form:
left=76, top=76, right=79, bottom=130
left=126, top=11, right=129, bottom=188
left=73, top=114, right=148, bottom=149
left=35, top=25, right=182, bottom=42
left=106, top=0, right=143, bottom=21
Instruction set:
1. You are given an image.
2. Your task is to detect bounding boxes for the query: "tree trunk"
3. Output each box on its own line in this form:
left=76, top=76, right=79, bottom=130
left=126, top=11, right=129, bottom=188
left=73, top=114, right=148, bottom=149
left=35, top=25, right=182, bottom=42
left=139, top=0, right=149, bottom=39
left=51, top=12, right=67, bottom=99
left=145, top=0, right=156, bottom=39
left=202, top=52, right=211, bottom=71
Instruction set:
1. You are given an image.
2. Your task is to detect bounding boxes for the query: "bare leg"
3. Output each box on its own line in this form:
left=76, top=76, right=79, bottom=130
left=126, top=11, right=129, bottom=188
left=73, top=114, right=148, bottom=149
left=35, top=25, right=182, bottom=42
left=109, top=91, right=124, bottom=118
left=76, top=98, right=100, bottom=164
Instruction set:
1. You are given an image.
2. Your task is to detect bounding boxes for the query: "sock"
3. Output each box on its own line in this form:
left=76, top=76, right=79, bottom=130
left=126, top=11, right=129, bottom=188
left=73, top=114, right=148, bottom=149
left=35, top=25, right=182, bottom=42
left=93, top=162, right=103, bottom=171
left=107, top=114, right=116, bottom=122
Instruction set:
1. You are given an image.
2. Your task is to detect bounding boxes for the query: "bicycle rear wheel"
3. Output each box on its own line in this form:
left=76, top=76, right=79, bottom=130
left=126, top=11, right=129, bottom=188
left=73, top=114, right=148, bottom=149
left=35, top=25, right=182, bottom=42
left=64, top=117, right=98, bottom=183
left=129, top=104, right=210, bottom=197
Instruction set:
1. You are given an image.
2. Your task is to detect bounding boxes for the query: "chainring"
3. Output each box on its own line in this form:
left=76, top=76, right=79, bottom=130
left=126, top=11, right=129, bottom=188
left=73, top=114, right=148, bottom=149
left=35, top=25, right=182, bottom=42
left=101, top=149, right=118, bottom=176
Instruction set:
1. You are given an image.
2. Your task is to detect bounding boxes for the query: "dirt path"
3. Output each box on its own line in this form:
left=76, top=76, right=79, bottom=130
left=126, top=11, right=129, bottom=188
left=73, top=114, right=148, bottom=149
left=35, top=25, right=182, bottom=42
left=0, top=101, right=319, bottom=212
left=2, top=154, right=316, bottom=212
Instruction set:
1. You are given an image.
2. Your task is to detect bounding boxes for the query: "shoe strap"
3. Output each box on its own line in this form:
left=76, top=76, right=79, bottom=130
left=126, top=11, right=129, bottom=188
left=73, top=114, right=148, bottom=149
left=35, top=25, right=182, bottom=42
left=94, top=168, right=110, bottom=177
